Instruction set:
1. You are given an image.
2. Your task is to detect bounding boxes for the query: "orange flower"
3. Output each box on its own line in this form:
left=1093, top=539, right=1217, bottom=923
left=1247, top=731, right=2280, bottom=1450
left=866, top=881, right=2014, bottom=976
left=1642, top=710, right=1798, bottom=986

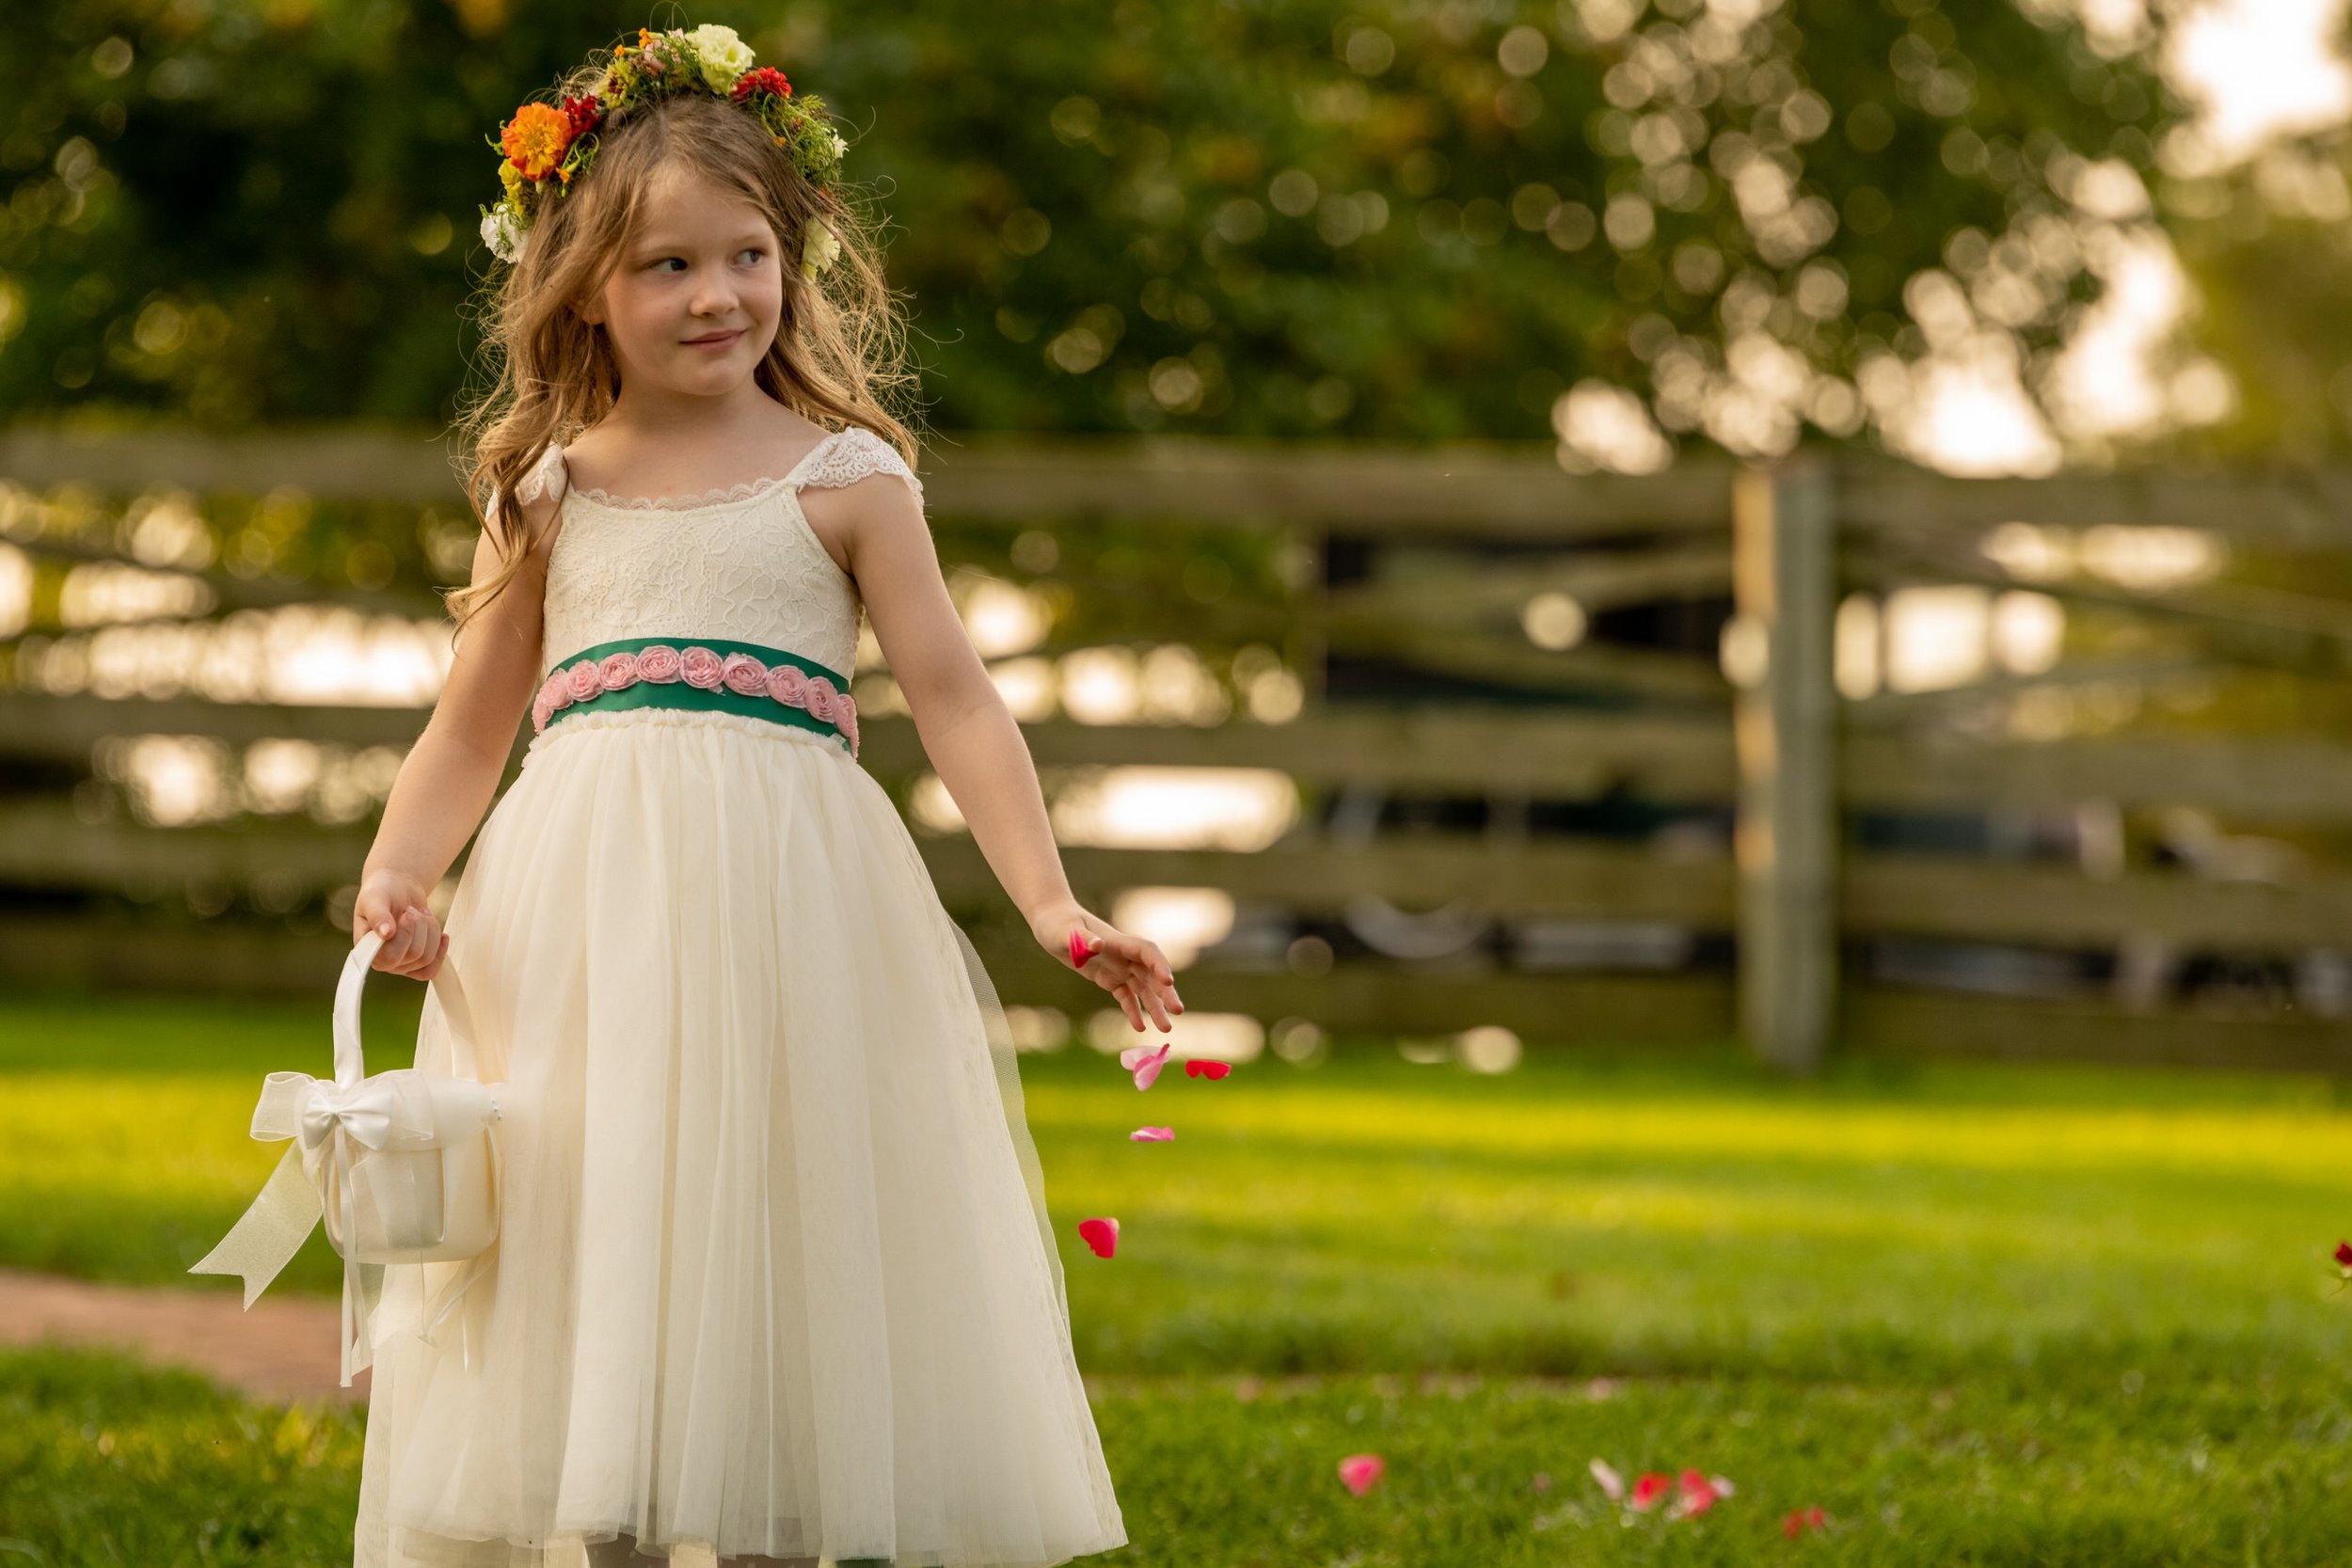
left=501, top=103, right=573, bottom=181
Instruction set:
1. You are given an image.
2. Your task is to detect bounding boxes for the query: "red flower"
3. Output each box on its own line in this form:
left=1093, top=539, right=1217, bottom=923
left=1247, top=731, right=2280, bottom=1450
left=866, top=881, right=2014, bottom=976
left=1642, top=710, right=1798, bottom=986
left=1783, top=1506, right=1828, bottom=1538
left=2335, top=1239, right=2352, bottom=1275
left=560, top=92, right=604, bottom=140
left=1629, top=1472, right=1671, bottom=1512
left=731, top=66, right=793, bottom=102
left=1184, top=1058, right=1231, bottom=1080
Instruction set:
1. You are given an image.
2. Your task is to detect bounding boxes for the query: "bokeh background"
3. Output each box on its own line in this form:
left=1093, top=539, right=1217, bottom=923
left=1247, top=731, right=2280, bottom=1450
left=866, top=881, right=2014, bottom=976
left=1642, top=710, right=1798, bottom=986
left=7, top=1, right=2352, bottom=1564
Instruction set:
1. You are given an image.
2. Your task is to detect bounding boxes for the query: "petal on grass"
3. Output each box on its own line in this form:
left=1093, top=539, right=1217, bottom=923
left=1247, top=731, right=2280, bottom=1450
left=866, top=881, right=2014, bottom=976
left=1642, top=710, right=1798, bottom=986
left=1587, top=1459, right=1624, bottom=1501
left=1670, top=1469, right=1724, bottom=1518
left=1337, top=1453, right=1385, bottom=1496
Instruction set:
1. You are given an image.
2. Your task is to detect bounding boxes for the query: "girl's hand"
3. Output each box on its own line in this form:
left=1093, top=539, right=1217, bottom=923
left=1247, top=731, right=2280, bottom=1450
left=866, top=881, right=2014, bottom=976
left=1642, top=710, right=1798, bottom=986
left=1030, top=899, right=1184, bottom=1033
left=354, top=868, right=449, bottom=981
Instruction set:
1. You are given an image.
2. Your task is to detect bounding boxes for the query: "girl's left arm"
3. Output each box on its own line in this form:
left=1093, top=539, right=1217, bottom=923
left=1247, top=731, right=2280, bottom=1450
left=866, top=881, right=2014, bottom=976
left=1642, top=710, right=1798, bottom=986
left=843, top=471, right=1184, bottom=1035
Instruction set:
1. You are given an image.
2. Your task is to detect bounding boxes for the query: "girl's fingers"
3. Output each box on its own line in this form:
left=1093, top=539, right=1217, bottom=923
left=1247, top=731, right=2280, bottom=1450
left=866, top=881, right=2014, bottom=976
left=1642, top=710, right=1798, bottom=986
left=1096, top=927, right=1175, bottom=987
left=1112, top=981, right=1144, bottom=1032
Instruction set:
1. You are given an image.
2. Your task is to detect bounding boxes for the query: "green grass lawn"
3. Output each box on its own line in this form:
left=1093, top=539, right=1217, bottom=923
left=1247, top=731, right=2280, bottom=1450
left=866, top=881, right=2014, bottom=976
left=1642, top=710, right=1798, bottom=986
left=4, top=982, right=2349, bottom=1565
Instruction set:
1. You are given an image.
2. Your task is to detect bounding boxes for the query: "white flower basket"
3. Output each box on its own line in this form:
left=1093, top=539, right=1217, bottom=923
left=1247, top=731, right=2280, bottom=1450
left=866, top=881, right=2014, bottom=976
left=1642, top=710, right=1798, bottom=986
left=189, top=928, right=506, bottom=1386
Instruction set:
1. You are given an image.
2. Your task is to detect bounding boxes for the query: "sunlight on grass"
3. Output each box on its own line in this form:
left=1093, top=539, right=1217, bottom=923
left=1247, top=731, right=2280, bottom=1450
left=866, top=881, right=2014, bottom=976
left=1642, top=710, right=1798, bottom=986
left=5, top=989, right=2350, bottom=1564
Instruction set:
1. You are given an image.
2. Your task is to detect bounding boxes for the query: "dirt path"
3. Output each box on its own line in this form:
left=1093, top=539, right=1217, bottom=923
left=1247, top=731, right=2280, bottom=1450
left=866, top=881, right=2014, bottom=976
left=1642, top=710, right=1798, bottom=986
left=0, top=1266, right=363, bottom=1404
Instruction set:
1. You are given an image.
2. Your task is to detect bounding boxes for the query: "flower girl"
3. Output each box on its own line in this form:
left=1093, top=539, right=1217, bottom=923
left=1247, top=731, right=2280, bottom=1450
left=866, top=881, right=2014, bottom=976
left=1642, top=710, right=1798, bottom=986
left=344, top=24, right=1180, bottom=1568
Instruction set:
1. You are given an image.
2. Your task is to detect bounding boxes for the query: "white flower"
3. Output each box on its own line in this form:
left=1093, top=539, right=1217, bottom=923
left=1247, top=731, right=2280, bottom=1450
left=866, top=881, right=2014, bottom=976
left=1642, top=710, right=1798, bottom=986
left=829, top=129, right=848, bottom=160
left=688, top=24, right=755, bottom=93
left=800, top=217, right=840, bottom=279
left=481, top=201, right=528, bottom=264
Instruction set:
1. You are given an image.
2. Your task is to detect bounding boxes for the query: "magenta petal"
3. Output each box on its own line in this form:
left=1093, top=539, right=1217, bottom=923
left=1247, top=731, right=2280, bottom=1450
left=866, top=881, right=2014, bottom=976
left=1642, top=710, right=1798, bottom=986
left=1129, top=1126, right=1175, bottom=1141
left=1119, top=1040, right=1172, bottom=1089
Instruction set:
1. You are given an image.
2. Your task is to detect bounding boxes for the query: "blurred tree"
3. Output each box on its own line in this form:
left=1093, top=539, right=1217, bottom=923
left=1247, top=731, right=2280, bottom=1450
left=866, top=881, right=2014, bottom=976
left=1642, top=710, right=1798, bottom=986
left=1, top=0, right=2341, bottom=467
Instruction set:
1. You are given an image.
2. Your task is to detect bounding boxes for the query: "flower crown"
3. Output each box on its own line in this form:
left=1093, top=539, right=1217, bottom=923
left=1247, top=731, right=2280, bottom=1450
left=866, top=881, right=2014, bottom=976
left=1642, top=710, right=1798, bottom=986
left=479, top=24, right=849, bottom=278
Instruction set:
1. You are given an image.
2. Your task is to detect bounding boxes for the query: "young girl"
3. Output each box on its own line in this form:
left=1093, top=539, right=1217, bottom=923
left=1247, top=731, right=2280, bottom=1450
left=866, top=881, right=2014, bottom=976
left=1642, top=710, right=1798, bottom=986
left=346, top=24, right=1178, bottom=1568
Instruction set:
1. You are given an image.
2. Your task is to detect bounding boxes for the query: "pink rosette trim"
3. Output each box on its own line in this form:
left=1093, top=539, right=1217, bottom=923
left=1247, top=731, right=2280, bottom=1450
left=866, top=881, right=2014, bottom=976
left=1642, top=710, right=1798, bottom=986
left=534, top=642, right=857, bottom=752
left=767, top=664, right=810, bottom=706
left=721, top=651, right=770, bottom=697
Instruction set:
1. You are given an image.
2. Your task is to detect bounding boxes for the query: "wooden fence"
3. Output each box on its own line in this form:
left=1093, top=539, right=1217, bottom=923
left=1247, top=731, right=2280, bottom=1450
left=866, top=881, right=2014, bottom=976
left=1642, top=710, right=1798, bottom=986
left=4, top=425, right=2351, bottom=1070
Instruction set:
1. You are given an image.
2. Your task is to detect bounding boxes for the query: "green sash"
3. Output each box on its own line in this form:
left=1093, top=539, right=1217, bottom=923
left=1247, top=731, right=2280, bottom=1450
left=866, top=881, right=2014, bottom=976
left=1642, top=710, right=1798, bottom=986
left=538, top=635, right=853, bottom=755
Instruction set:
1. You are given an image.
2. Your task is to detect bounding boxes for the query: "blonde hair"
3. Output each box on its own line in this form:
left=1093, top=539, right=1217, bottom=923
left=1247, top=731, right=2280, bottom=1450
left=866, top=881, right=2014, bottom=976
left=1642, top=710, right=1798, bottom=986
left=444, top=54, right=924, bottom=643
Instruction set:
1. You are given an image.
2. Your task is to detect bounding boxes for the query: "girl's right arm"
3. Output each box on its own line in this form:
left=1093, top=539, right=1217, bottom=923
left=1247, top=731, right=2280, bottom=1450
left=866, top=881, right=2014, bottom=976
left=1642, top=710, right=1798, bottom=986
left=353, top=493, right=555, bottom=980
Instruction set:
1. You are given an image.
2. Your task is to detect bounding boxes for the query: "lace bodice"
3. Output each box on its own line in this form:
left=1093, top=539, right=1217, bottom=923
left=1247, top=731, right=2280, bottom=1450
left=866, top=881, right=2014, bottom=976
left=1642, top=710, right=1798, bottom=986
left=504, top=426, right=924, bottom=687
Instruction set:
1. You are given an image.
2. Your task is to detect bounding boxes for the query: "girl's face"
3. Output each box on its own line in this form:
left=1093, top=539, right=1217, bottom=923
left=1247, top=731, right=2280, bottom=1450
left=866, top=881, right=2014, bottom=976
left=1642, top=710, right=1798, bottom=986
left=577, top=167, right=785, bottom=403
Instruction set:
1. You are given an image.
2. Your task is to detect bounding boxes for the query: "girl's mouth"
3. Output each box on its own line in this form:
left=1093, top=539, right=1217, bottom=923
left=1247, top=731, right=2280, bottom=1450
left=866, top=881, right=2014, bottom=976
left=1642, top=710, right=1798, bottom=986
left=685, top=329, right=744, bottom=350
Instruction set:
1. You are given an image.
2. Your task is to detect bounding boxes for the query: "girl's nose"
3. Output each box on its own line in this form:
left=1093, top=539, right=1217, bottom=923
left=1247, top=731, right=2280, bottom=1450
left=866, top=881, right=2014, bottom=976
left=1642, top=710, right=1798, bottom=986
left=687, top=274, right=741, bottom=316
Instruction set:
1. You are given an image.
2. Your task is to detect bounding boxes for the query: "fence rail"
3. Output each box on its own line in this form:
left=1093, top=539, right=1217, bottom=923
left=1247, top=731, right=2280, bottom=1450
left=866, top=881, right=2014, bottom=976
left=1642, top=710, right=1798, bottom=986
left=7, top=426, right=2352, bottom=1069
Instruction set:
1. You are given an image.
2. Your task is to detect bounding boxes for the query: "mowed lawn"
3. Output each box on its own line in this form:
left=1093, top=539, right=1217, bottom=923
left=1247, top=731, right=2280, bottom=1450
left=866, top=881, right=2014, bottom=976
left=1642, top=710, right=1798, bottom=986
left=4, top=981, right=2350, bottom=1565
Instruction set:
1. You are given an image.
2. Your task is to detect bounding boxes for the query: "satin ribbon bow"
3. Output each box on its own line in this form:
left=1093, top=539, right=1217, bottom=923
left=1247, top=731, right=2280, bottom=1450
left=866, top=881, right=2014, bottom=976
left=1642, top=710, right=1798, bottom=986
left=189, top=1069, right=501, bottom=1386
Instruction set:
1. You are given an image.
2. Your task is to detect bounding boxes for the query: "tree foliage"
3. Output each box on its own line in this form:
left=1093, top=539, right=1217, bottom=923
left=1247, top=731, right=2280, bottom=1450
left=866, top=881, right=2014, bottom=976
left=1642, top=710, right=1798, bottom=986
left=2, top=0, right=2327, bottom=464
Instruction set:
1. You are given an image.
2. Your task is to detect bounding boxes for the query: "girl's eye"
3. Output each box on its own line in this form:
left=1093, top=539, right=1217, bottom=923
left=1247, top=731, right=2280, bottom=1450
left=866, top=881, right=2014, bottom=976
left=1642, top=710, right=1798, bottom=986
left=649, top=249, right=766, bottom=272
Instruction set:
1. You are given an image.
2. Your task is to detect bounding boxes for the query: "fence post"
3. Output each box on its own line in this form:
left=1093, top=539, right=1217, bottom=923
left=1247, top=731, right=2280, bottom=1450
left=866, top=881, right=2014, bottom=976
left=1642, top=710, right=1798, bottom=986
left=1731, top=456, right=1837, bottom=1072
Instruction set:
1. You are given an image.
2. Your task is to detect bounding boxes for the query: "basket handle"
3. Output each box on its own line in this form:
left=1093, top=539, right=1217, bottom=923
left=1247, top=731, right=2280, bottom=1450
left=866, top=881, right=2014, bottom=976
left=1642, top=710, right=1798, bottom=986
left=334, top=927, right=485, bottom=1086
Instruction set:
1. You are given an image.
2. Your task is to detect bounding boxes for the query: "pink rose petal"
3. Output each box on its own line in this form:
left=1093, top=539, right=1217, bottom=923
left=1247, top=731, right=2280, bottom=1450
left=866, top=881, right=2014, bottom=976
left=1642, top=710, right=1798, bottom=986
left=1184, top=1058, right=1231, bottom=1080
left=1129, top=1126, right=1174, bottom=1141
left=1671, top=1469, right=1725, bottom=1519
left=1629, top=1472, right=1671, bottom=1513
left=1588, top=1458, right=1625, bottom=1501
left=1076, top=1216, right=1119, bottom=1258
left=1337, top=1453, right=1384, bottom=1497
left=1119, top=1040, right=1171, bottom=1090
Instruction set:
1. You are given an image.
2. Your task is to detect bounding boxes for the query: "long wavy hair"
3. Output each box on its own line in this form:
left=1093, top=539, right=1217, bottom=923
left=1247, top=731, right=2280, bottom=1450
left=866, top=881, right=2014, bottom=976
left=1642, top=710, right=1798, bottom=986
left=444, top=50, right=924, bottom=644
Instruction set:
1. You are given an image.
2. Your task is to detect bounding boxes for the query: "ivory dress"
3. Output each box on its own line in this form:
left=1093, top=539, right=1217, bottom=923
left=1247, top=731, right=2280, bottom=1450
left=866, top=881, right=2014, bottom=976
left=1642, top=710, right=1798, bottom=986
left=352, top=427, right=1127, bottom=1568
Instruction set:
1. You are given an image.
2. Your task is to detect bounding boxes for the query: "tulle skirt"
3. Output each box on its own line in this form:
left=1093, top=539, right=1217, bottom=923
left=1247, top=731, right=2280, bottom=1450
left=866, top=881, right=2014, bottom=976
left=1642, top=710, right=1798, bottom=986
left=352, top=707, right=1126, bottom=1568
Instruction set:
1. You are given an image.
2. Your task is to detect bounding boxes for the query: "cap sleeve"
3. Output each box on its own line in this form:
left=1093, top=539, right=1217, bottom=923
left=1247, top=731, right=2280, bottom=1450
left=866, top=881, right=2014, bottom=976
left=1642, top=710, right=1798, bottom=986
left=485, top=444, right=568, bottom=528
left=797, top=426, right=924, bottom=504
